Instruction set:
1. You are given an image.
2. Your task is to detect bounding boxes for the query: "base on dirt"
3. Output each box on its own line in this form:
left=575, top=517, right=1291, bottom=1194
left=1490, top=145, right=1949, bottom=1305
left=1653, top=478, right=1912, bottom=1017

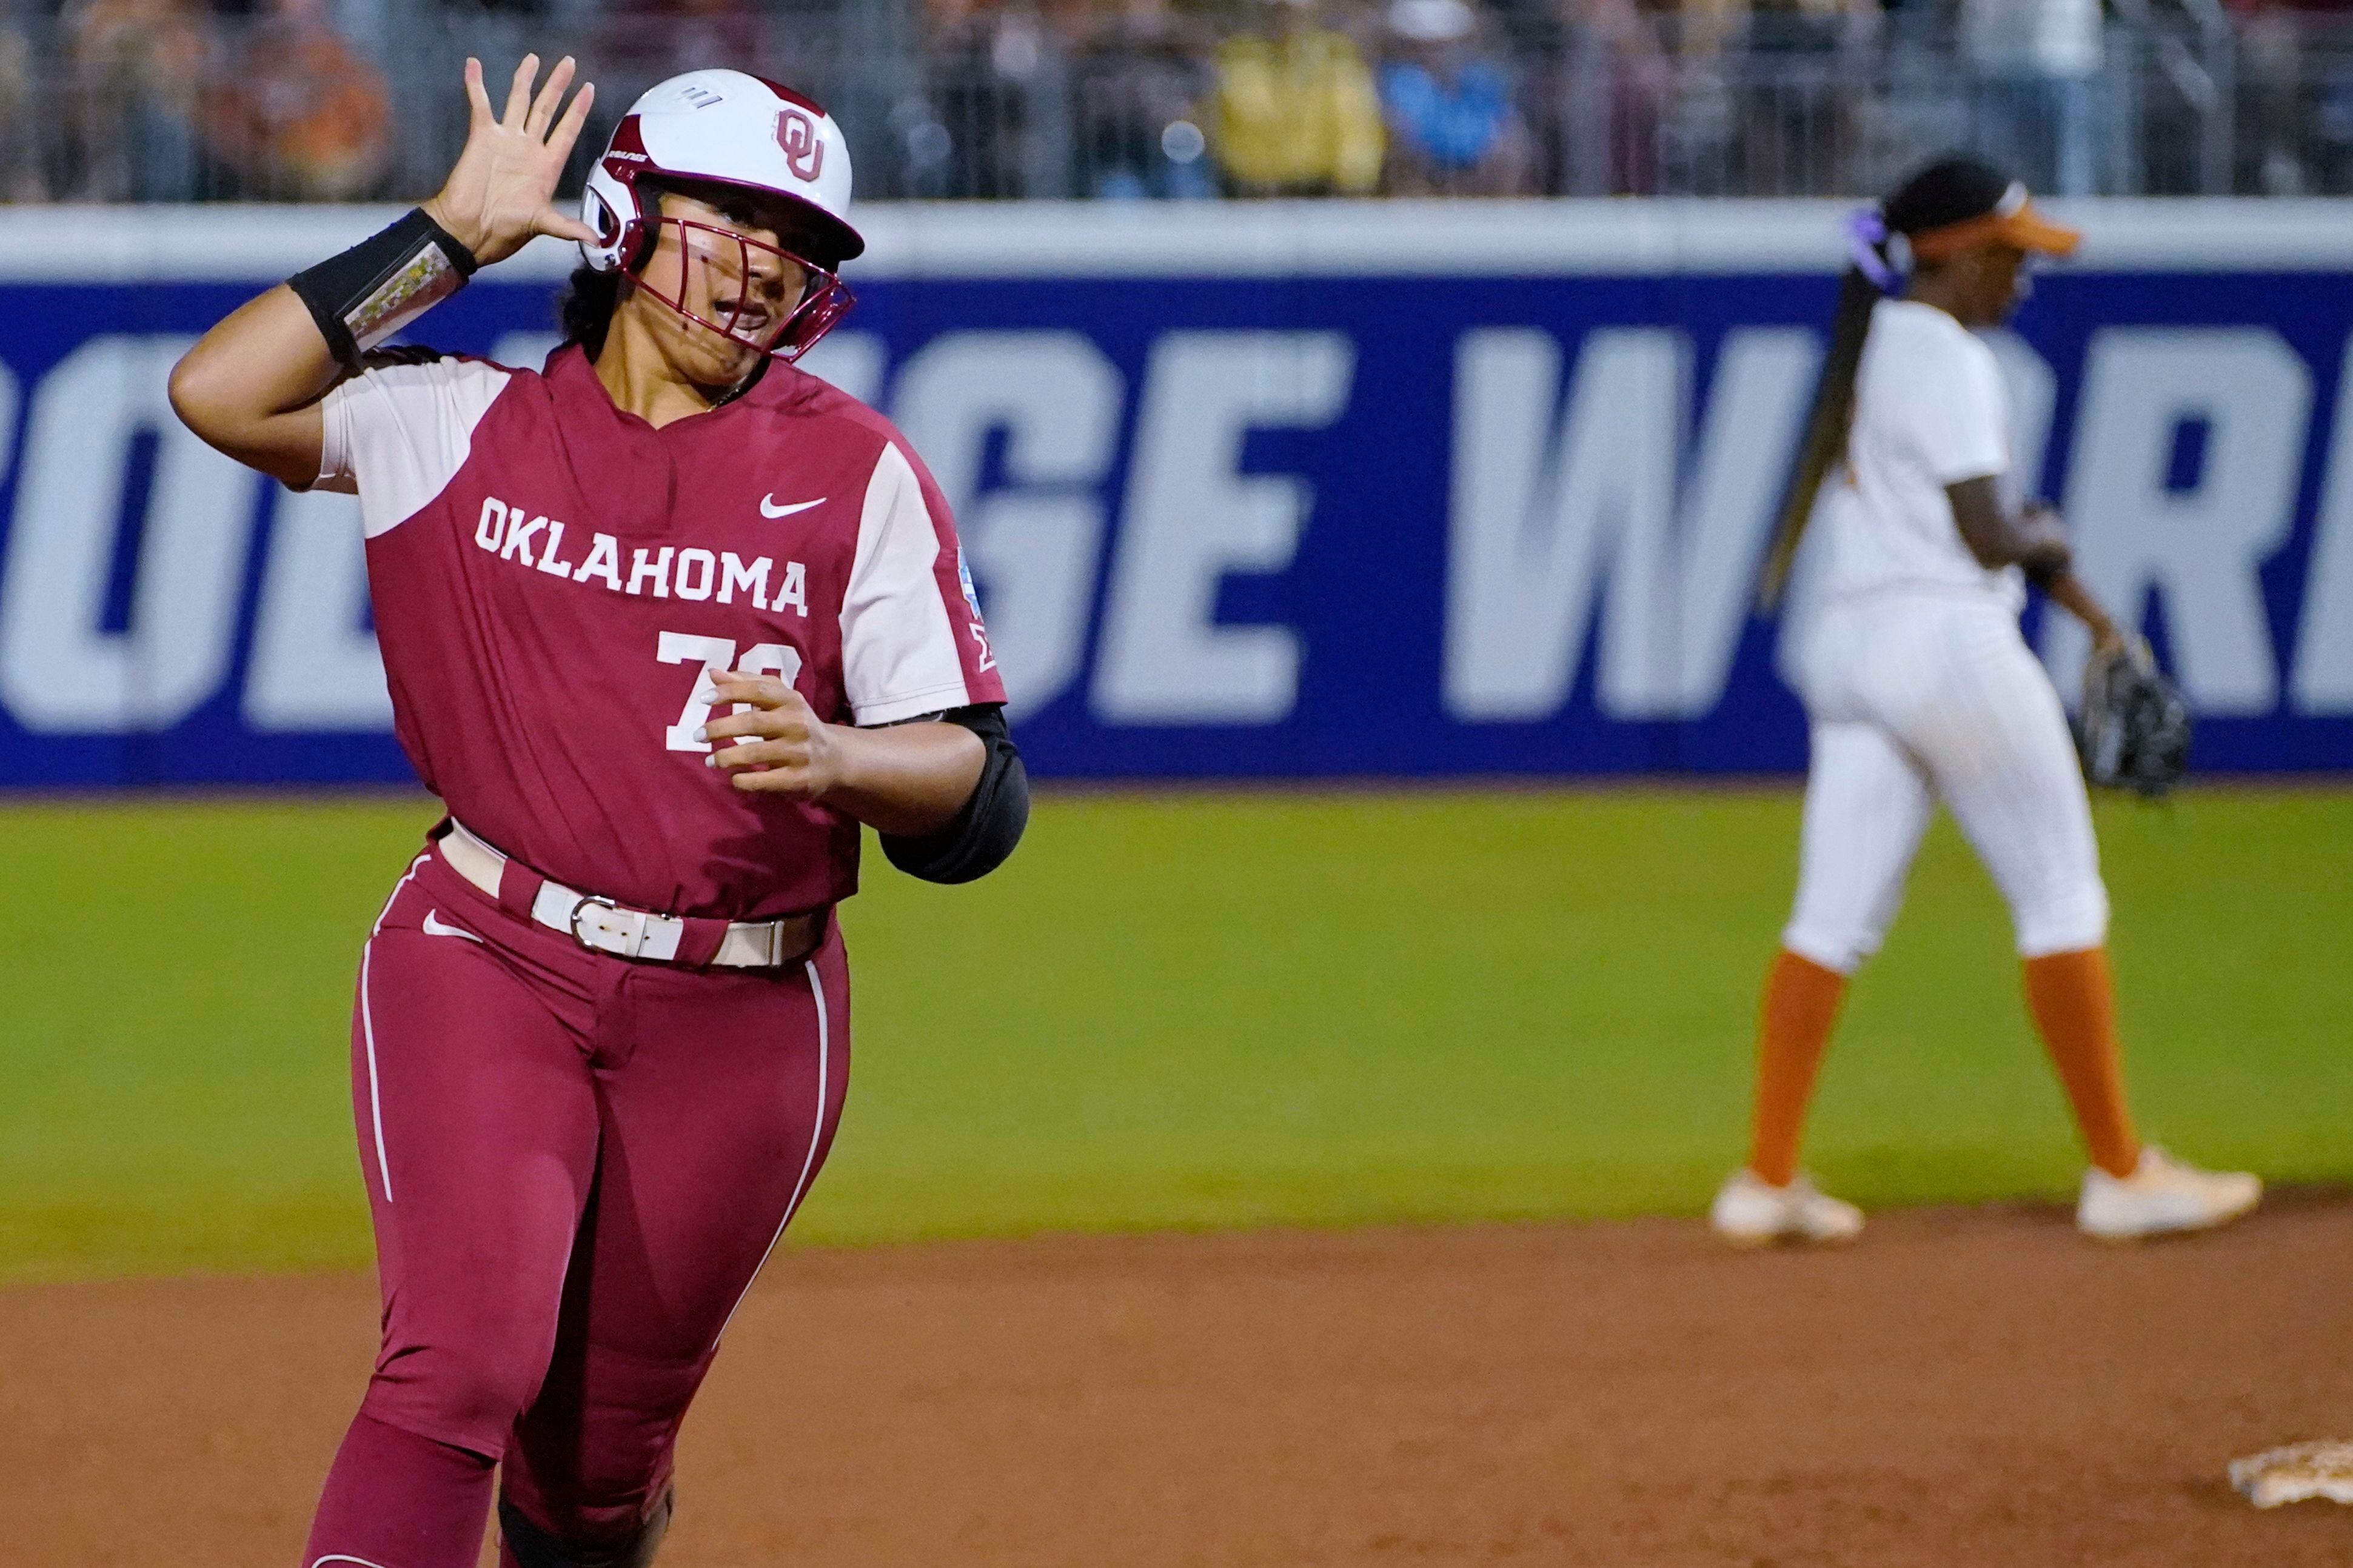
left=2233, top=1440, right=2353, bottom=1509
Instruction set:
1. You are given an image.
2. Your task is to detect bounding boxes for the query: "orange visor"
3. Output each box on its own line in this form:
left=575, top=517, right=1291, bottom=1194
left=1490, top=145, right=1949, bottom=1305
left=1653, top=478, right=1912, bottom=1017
left=1909, top=187, right=2081, bottom=263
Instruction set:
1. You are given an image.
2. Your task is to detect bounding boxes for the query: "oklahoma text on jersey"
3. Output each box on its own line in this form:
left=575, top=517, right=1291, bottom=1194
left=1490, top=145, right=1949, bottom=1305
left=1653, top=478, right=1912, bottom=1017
left=470, top=496, right=814, bottom=618
left=314, top=343, right=1005, bottom=921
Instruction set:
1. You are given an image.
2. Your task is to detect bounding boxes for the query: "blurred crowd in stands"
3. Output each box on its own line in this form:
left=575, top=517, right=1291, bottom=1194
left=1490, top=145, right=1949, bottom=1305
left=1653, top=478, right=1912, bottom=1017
left=1, top=0, right=2351, bottom=203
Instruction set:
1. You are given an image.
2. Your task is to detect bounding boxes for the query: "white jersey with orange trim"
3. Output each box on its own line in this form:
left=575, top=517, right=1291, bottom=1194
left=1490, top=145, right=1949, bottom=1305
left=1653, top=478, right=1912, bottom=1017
left=1817, top=298, right=2025, bottom=610
left=1784, top=298, right=2106, bottom=975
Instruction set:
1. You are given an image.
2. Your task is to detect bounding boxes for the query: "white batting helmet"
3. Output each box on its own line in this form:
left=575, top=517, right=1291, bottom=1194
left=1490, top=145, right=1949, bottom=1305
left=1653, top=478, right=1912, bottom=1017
left=580, top=68, right=863, bottom=358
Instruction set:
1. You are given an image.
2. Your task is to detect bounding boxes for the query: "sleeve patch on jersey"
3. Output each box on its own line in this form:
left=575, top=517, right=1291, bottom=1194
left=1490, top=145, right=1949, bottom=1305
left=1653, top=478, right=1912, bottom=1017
left=957, top=547, right=986, bottom=624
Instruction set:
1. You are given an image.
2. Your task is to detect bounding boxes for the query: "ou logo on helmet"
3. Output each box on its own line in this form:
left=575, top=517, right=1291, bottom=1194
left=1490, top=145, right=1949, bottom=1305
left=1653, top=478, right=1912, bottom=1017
left=776, top=108, right=825, bottom=183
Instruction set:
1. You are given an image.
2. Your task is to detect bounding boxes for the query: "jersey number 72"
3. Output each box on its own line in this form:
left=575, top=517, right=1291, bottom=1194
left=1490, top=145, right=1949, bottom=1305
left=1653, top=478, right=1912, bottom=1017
left=656, top=632, right=803, bottom=753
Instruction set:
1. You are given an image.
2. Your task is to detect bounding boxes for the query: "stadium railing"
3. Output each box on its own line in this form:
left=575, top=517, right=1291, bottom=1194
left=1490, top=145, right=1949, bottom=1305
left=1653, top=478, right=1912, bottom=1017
left=0, top=4, right=2347, bottom=204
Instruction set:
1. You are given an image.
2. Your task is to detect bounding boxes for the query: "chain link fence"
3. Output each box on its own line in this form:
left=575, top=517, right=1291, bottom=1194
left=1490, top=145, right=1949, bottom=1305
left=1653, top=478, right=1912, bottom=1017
left=0, top=2, right=2349, bottom=204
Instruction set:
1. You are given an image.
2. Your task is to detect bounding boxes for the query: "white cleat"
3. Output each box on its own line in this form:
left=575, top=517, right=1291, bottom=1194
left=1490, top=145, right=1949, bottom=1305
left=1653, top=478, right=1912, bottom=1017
left=1709, top=1169, right=1864, bottom=1247
left=2077, top=1147, right=2261, bottom=1241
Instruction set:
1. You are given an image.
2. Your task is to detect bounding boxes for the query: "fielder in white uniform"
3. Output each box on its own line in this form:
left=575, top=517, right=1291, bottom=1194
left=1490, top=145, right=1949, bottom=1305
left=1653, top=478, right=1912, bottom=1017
left=1713, top=157, right=2260, bottom=1246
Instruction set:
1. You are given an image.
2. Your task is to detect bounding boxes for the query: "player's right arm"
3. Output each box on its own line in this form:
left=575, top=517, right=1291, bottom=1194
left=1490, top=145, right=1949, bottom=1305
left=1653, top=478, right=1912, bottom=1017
left=169, top=55, right=594, bottom=488
left=1946, top=480, right=2070, bottom=578
left=166, top=286, right=341, bottom=489
left=1947, top=486, right=2124, bottom=650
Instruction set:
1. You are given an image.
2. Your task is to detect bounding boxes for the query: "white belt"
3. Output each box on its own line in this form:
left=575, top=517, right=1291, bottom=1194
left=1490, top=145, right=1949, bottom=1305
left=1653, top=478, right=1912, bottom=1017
left=437, top=820, right=820, bottom=969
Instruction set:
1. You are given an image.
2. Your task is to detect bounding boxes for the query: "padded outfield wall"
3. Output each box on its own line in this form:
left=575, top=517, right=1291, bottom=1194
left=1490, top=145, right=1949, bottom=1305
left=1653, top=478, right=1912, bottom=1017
left=0, top=200, right=2349, bottom=787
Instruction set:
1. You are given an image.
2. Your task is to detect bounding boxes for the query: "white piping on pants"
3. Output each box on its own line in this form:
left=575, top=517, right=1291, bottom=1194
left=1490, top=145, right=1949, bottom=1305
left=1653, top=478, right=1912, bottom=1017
left=355, top=853, right=426, bottom=1207
left=358, top=941, right=393, bottom=1207
left=711, top=955, right=832, bottom=1351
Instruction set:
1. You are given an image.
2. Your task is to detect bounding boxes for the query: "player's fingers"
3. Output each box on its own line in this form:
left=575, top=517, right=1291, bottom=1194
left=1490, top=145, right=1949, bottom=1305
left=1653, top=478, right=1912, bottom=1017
left=463, top=58, right=492, bottom=127
left=534, top=204, right=599, bottom=245
left=501, top=54, right=540, bottom=130
left=546, top=80, right=595, bottom=163
left=705, top=741, right=767, bottom=772
left=526, top=56, right=574, bottom=140
left=707, top=733, right=809, bottom=768
left=709, top=672, right=797, bottom=709
left=728, top=765, right=821, bottom=797
left=700, top=709, right=806, bottom=744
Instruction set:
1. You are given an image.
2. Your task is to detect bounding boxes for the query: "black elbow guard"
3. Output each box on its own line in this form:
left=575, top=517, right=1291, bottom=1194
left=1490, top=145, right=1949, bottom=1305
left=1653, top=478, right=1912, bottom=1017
left=880, top=706, right=1029, bottom=884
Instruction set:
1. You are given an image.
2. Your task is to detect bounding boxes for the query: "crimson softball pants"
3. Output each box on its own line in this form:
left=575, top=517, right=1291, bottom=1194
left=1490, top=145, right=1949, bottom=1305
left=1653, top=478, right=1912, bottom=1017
left=303, top=844, right=849, bottom=1568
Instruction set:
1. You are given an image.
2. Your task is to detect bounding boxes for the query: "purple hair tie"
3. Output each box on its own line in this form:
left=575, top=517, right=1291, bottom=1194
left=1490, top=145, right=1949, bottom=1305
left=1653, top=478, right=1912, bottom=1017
left=1846, top=207, right=1899, bottom=292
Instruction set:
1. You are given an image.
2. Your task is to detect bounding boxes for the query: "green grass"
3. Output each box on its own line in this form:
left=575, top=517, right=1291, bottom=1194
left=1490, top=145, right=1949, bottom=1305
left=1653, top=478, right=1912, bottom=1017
left=1, top=787, right=2347, bottom=1280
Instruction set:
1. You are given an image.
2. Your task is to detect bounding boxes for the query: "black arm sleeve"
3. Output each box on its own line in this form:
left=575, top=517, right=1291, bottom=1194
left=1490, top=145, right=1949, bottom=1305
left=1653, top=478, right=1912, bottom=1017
left=878, top=705, right=1029, bottom=884
left=286, top=208, right=477, bottom=370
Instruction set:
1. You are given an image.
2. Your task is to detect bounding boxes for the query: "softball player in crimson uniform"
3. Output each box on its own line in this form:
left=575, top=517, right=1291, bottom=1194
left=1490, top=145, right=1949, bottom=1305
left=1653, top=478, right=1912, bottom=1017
left=1713, top=158, right=2258, bottom=1247
left=172, top=58, right=1028, bottom=1568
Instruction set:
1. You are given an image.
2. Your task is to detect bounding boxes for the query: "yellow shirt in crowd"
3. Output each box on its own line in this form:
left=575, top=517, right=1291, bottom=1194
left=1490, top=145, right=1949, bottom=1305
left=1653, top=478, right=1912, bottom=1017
left=1207, top=27, right=1385, bottom=195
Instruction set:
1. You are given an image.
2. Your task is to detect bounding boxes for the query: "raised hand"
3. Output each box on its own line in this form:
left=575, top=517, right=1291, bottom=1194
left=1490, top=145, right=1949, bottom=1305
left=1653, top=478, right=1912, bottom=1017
left=422, top=55, right=597, bottom=268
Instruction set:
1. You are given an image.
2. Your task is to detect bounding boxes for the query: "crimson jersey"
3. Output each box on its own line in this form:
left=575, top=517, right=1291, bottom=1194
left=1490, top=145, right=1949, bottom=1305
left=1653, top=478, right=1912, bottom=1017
left=316, top=342, right=1005, bottom=920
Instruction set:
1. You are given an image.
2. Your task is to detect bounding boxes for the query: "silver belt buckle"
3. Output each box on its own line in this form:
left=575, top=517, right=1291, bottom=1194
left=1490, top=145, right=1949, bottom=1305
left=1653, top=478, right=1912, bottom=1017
left=569, top=895, right=647, bottom=958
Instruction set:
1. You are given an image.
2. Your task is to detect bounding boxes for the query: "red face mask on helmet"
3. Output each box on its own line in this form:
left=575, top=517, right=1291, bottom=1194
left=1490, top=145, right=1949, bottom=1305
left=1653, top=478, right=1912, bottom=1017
left=579, top=70, right=865, bottom=364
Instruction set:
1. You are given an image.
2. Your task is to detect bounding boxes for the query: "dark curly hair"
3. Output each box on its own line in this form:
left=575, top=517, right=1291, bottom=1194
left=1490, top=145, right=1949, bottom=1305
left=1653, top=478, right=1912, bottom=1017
left=558, top=265, right=624, bottom=359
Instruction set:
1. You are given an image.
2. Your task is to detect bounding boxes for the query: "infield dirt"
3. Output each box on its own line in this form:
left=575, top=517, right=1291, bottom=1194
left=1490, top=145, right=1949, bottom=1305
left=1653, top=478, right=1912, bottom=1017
left=10, top=1195, right=2353, bottom=1567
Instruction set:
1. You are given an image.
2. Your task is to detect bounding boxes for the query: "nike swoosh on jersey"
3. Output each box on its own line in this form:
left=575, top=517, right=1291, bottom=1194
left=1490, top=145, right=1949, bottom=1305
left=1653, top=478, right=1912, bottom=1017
left=421, top=910, right=484, bottom=943
left=760, top=495, right=826, bottom=519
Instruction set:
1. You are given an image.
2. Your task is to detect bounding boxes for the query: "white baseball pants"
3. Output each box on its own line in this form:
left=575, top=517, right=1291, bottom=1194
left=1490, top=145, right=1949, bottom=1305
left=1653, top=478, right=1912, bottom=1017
left=1782, top=592, right=2109, bottom=973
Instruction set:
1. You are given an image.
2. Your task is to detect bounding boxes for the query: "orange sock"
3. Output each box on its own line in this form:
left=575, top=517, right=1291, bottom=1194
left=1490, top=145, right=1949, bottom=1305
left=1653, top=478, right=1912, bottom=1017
left=1746, top=949, right=1849, bottom=1188
left=2021, top=947, right=2142, bottom=1179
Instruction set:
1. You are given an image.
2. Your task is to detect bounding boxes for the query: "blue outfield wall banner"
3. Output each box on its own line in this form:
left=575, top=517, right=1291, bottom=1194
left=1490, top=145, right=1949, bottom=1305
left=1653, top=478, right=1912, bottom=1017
left=1, top=200, right=2351, bottom=787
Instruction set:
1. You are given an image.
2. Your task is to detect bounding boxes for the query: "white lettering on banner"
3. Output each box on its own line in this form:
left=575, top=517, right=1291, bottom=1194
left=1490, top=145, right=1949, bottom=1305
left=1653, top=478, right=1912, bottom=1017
left=1093, top=331, right=1354, bottom=724
left=1444, top=327, right=1817, bottom=721
left=1447, top=329, right=1662, bottom=721
left=244, top=488, right=393, bottom=730
left=2053, top=328, right=2309, bottom=713
left=0, top=358, right=18, bottom=496
left=1641, top=329, right=1818, bottom=717
left=0, top=335, right=259, bottom=733
left=0, top=355, right=19, bottom=559
left=892, top=331, right=1123, bottom=712
left=2290, top=336, right=2353, bottom=712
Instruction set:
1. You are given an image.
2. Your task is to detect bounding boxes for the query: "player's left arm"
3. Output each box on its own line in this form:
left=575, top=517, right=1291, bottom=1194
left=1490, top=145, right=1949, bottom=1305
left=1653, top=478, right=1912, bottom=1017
left=1951, top=485, right=2127, bottom=653
left=701, top=670, right=982, bottom=835
left=2040, top=562, right=2126, bottom=653
left=702, top=681, right=1029, bottom=884
left=725, top=432, right=1028, bottom=877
